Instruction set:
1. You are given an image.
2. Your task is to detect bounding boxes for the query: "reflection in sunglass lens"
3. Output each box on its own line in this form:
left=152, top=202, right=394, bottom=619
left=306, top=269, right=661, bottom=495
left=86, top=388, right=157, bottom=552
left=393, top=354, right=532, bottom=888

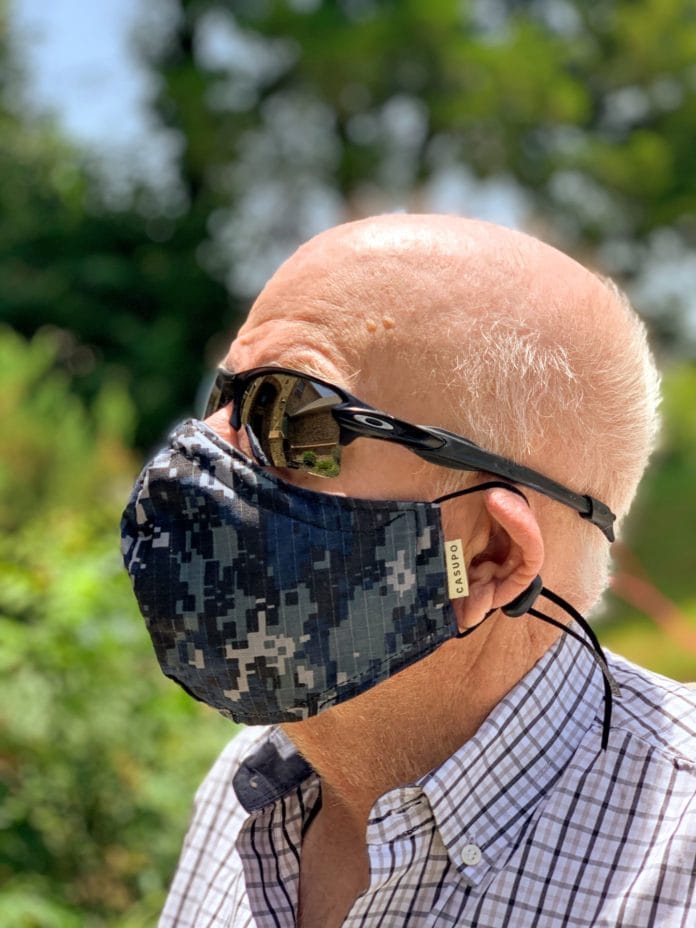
left=240, top=373, right=342, bottom=477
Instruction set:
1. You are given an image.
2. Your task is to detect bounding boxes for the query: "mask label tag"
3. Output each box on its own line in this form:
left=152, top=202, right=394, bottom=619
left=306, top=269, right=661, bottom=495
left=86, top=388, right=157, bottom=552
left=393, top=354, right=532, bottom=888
left=445, top=539, right=468, bottom=599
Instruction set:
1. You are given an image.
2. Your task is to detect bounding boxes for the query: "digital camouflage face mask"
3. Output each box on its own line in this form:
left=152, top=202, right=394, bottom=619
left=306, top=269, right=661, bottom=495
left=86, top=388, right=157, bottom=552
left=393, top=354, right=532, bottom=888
left=121, top=420, right=458, bottom=725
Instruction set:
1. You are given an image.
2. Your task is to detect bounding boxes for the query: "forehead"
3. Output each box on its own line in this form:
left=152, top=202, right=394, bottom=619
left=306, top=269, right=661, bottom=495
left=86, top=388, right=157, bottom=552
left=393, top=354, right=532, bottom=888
left=226, top=318, right=447, bottom=434
left=227, top=282, right=458, bottom=426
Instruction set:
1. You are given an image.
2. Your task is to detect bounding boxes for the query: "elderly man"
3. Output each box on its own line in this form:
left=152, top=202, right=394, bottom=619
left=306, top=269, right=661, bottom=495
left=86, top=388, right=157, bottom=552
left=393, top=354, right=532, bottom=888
left=122, top=215, right=695, bottom=927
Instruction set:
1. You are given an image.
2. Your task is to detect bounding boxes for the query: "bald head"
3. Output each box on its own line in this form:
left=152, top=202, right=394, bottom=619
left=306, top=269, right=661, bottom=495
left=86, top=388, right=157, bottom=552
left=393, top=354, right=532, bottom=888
left=237, top=215, right=612, bottom=378
left=227, top=214, right=660, bottom=600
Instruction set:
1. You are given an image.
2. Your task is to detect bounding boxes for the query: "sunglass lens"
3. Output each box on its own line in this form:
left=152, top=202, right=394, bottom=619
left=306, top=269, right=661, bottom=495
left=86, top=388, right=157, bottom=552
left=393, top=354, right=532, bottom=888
left=240, top=372, right=342, bottom=477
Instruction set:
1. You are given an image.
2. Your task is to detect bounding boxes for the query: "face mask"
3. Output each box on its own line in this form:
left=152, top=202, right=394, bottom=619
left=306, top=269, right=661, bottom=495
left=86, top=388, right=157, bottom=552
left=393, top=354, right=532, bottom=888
left=122, top=420, right=618, bottom=744
left=121, top=419, right=461, bottom=726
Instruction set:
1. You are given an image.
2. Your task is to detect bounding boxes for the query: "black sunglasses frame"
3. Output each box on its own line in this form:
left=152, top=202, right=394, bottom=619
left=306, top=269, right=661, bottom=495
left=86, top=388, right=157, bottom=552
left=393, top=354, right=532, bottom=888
left=204, top=366, right=616, bottom=542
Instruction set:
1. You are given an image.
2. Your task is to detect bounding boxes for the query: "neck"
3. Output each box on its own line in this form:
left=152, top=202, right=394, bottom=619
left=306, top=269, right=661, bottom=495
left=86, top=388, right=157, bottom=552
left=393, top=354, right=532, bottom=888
left=283, top=615, right=557, bottom=819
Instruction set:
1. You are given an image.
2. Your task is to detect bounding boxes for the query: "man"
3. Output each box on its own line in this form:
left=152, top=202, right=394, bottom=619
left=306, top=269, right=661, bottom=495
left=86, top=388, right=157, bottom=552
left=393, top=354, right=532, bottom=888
left=123, top=215, right=695, bottom=927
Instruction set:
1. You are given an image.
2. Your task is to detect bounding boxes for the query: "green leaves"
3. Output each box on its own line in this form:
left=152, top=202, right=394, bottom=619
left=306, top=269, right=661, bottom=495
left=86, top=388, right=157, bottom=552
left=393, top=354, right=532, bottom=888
left=0, top=330, right=233, bottom=926
left=145, top=0, right=696, bottom=350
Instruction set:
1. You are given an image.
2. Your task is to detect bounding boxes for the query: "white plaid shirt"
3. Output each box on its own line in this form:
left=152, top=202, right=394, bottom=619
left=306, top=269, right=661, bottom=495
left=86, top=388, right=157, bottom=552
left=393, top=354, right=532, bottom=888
left=160, top=632, right=696, bottom=927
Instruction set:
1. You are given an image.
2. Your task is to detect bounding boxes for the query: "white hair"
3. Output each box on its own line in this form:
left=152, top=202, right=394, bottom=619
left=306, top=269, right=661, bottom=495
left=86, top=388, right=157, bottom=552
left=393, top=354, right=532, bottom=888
left=425, top=277, right=661, bottom=609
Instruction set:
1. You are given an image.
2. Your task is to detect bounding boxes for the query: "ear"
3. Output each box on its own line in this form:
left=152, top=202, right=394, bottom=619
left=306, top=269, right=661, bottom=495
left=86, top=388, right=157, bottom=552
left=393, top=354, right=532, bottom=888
left=452, top=488, right=544, bottom=632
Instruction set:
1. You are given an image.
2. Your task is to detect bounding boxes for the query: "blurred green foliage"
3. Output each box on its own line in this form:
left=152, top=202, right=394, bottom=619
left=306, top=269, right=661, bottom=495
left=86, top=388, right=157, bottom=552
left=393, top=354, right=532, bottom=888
left=601, top=363, right=696, bottom=678
left=145, top=0, right=696, bottom=354
left=0, top=328, right=233, bottom=926
left=0, top=2, right=237, bottom=450
left=626, top=363, right=696, bottom=601
left=0, top=110, right=237, bottom=449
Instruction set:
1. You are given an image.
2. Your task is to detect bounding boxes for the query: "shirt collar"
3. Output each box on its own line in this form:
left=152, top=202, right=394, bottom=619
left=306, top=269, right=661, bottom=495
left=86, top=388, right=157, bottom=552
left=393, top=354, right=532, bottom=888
left=415, top=630, right=604, bottom=885
left=233, top=725, right=314, bottom=812
left=233, top=627, right=605, bottom=885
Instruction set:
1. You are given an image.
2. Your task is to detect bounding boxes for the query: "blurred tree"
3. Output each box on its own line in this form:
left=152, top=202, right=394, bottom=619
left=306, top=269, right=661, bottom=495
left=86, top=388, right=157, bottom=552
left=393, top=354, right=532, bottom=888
left=0, top=326, right=233, bottom=926
left=141, top=0, right=696, bottom=353
left=0, top=0, right=238, bottom=450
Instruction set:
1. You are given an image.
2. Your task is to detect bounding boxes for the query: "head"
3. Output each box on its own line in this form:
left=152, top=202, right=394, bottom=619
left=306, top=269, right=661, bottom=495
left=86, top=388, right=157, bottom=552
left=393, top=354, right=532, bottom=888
left=123, top=212, right=660, bottom=794
left=213, top=214, right=660, bottom=615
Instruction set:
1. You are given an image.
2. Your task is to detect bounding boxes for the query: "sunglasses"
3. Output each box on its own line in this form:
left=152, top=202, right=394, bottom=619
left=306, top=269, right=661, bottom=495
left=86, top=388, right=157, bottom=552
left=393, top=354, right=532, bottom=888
left=204, top=366, right=616, bottom=542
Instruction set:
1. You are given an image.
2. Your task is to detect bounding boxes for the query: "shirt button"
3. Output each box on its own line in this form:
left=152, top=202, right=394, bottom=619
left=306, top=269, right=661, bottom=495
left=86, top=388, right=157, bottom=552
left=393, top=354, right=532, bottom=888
left=461, top=843, right=482, bottom=867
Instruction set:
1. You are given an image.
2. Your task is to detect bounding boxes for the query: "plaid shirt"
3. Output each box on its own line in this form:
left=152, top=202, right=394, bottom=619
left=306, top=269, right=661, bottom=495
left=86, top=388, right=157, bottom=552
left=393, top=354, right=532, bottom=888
left=160, top=632, right=696, bottom=927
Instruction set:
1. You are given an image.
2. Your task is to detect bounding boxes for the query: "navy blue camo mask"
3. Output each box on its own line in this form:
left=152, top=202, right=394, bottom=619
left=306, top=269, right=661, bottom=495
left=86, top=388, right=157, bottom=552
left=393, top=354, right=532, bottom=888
left=121, top=420, right=459, bottom=726
left=121, top=419, right=619, bottom=745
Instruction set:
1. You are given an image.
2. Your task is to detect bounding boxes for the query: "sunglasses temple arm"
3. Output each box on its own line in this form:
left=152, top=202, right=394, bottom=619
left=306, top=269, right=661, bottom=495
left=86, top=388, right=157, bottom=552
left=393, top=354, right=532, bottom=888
left=414, top=429, right=616, bottom=542
left=334, top=410, right=615, bottom=541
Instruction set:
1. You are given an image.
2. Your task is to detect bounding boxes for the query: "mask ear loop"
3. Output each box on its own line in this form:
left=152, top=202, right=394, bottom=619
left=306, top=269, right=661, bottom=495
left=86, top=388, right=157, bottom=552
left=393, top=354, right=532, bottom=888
left=433, top=480, right=530, bottom=507
left=432, top=481, right=620, bottom=751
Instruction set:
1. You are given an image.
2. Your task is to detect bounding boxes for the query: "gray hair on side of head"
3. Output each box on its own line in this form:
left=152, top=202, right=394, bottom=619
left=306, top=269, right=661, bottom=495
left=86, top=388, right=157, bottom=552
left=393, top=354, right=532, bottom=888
left=429, top=275, right=661, bottom=610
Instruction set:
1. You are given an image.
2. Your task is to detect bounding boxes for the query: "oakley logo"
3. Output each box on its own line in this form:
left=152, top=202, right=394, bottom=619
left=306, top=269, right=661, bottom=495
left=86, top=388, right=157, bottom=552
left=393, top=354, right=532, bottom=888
left=445, top=539, right=469, bottom=600
left=353, top=414, right=394, bottom=431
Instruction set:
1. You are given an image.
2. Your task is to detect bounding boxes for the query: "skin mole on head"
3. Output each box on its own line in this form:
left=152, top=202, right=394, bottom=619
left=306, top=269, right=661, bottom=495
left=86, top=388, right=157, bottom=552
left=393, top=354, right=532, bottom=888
left=366, top=319, right=378, bottom=333
left=382, top=316, right=396, bottom=329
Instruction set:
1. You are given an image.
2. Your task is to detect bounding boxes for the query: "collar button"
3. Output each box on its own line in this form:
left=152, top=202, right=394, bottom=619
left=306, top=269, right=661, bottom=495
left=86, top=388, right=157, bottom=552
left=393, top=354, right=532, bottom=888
left=461, top=843, right=482, bottom=867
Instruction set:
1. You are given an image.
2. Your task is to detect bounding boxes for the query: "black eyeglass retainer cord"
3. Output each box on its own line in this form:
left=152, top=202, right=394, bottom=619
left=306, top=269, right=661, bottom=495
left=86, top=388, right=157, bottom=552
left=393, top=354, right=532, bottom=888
left=453, top=588, right=620, bottom=752
left=435, top=480, right=619, bottom=751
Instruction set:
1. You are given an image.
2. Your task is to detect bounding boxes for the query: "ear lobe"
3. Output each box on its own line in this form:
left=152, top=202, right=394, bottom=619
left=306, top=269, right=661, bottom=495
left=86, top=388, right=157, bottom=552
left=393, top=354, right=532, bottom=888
left=453, top=488, right=545, bottom=631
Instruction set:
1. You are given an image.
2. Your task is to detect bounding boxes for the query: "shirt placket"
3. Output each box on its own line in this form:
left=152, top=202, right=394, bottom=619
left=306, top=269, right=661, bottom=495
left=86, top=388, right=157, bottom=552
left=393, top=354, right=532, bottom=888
left=235, top=786, right=311, bottom=928
left=343, top=787, right=442, bottom=924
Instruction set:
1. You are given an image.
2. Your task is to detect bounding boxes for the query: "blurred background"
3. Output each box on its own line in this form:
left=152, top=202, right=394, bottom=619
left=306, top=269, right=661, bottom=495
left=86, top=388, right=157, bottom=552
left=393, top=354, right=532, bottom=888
left=1, top=0, right=695, bottom=924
